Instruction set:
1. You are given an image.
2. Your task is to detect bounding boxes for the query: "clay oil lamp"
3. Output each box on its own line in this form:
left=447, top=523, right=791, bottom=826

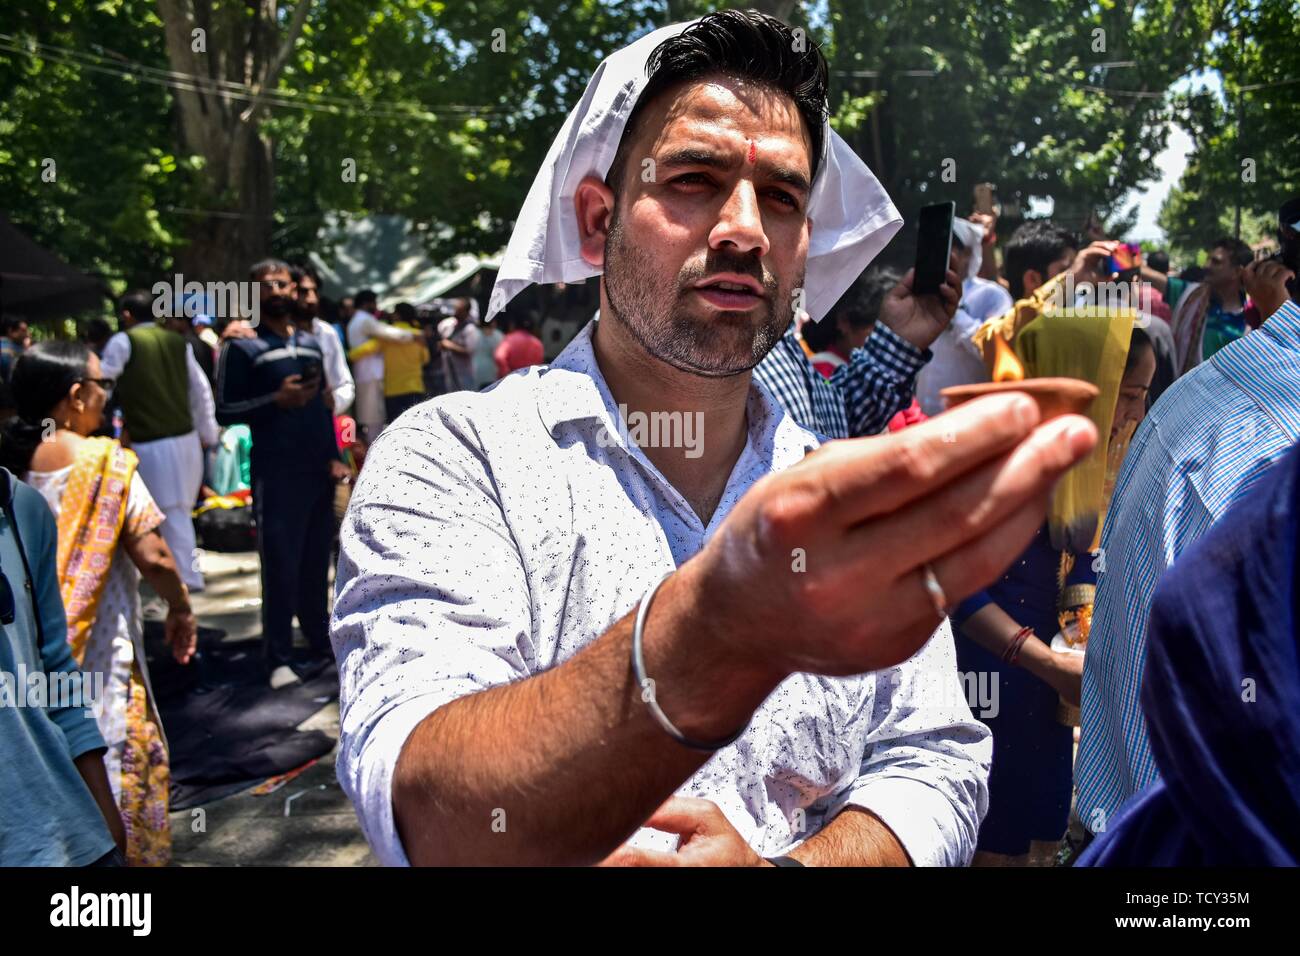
left=940, top=331, right=1098, bottom=420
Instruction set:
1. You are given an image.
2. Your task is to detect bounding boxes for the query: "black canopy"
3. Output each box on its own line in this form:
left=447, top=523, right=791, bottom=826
left=0, top=214, right=107, bottom=319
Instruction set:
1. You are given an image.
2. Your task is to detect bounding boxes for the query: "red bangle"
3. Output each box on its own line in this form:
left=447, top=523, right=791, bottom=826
left=1003, top=627, right=1033, bottom=665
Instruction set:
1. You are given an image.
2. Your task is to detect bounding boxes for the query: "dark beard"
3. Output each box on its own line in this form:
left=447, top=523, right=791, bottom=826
left=602, top=213, right=795, bottom=378
left=262, top=296, right=293, bottom=319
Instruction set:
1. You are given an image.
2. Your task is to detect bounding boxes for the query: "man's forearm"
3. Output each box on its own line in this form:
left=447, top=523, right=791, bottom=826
left=74, top=749, right=124, bottom=850
left=787, top=806, right=910, bottom=866
left=391, top=565, right=784, bottom=866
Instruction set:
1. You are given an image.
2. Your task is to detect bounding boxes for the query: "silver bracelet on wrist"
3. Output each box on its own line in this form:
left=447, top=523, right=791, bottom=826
left=631, top=570, right=750, bottom=753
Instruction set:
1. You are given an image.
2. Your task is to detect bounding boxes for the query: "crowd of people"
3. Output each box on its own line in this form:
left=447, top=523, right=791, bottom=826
left=2, top=9, right=1297, bottom=869
left=0, top=256, right=545, bottom=865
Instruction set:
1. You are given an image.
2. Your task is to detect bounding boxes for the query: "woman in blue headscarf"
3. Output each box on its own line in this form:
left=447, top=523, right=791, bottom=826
left=1079, top=442, right=1300, bottom=865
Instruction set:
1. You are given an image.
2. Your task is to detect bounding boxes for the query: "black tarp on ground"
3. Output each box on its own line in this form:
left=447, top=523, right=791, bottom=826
left=144, top=623, right=338, bottom=811
left=0, top=213, right=107, bottom=319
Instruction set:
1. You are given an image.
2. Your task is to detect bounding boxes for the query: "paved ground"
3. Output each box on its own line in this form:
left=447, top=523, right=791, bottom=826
left=166, top=550, right=375, bottom=866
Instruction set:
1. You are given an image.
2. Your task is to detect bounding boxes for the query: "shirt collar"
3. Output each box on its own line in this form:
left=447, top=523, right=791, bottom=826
left=535, top=321, right=819, bottom=470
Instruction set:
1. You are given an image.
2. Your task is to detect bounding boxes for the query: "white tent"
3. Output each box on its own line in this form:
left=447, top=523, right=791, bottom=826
left=309, top=213, right=500, bottom=308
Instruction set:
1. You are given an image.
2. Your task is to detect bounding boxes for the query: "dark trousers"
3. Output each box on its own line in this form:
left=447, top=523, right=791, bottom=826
left=252, top=470, right=335, bottom=669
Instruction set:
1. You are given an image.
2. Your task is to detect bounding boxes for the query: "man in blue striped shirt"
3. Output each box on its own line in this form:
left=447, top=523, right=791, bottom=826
left=1076, top=258, right=1300, bottom=839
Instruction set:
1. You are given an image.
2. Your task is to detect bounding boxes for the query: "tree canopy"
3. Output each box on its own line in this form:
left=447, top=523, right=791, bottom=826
left=0, top=0, right=1291, bottom=298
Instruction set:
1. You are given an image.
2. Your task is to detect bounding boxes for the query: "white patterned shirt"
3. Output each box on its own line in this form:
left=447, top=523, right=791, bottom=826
left=331, top=322, right=990, bottom=867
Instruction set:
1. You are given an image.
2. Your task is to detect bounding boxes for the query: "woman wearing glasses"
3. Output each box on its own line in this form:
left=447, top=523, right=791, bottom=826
left=0, top=341, right=197, bottom=866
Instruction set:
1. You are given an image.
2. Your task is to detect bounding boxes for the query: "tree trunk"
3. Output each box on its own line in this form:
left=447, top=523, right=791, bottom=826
left=156, top=0, right=310, bottom=282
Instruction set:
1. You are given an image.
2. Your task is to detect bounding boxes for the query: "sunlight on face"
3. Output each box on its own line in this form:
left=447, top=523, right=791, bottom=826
left=603, top=75, right=814, bottom=377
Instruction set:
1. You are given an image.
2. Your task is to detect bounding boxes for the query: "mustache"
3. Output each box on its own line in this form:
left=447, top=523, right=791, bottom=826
left=676, top=250, right=777, bottom=297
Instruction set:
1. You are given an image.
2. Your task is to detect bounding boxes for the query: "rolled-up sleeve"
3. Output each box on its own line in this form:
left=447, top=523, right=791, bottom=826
left=831, top=324, right=930, bottom=438
left=330, top=409, right=535, bottom=867
left=827, top=621, right=991, bottom=866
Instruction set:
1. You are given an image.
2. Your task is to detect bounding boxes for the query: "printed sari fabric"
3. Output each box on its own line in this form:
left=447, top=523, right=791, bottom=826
left=55, top=437, right=171, bottom=867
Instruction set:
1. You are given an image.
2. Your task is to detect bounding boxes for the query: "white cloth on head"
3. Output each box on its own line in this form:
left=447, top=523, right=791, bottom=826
left=951, top=217, right=984, bottom=280
left=486, top=20, right=902, bottom=325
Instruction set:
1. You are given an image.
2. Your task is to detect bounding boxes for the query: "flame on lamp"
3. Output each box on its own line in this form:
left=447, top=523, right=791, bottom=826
left=991, top=332, right=1026, bottom=382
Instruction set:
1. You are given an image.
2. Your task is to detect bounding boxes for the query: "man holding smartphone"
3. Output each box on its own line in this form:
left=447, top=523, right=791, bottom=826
left=215, top=259, right=350, bottom=688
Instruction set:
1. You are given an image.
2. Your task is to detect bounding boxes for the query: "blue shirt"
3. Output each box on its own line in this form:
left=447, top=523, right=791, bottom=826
left=752, top=324, right=928, bottom=439
left=1076, top=300, right=1300, bottom=834
left=0, top=469, right=115, bottom=866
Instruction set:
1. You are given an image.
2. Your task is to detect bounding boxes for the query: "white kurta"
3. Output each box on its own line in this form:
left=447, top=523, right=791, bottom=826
left=101, top=323, right=218, bottom=591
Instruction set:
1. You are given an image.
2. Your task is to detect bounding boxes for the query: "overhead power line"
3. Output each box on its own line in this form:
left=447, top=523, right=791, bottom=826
left=0, top=32, right=503, bottom=121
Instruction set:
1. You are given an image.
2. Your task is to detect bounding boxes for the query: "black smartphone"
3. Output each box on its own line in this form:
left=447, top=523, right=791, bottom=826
left=913, top=201, right=955, bottom=295
left=301, top=357, right=323, bottom=383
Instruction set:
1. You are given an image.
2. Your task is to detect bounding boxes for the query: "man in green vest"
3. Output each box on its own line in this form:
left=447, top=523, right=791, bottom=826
left=101, top=291, right=219, bottom=591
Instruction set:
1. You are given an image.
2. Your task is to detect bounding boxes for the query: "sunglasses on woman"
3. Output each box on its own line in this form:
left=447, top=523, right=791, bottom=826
left=80, top=376, right=116, bottom=391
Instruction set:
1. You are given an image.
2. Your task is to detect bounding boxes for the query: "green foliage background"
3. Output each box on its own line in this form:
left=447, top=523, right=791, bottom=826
left=0, top=0, right=1293, bottom=296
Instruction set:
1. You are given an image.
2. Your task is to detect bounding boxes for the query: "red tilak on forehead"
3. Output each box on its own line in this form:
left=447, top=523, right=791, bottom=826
left=747, top=139, right=757, bottom=164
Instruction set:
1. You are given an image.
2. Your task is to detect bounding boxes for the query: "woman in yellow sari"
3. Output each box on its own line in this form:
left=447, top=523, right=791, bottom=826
left=0, top=342, right=196, bottom=866
left=953, top=282, right=1156, bottom=866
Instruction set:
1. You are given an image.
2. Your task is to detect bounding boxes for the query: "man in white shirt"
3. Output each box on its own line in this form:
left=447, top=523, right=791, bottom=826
left=293, top=265, right=355, bottom=416
left=345, top=289, right=413, bottom=440
left=435, top=299, right=482, bottom=393
left=332, top=10, right=1096, bottom=867
left=103, top=291, right=220, bottom=591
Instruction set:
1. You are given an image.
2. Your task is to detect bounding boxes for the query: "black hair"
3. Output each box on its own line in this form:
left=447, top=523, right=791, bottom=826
left=1146, top=250, right=1170, bottom=274
left=1003, top=220, right=1078, bottom=299
left=290, top=262, right=321, bottom=287
left=249, top=258, right=292, bottom=281
left=800, top=312, right=841, bottom=353
left=1178, top=264, right=1207, bottom=283
left=606, top=9, right=829, bottom=197
left=0, top=316, right=28, bottom=336
left=1211, top=236, right=1253, bottom=269
left=354, top=289, right=378, bottom=310
left=0, top=341, right=92, bottom=474
left=117, top=289, right=155, bottom=325
left=393, top=302, right=417, bottom=324
left=83, top=317, right=112, bottom=345
left=838, top=266, right=901, bottom=330
left=1126, top=325, right=1153, bottom=374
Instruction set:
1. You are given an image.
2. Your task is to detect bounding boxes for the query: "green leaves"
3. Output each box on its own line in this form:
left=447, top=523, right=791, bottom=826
left=1, top=0, right=1288, bottom=297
